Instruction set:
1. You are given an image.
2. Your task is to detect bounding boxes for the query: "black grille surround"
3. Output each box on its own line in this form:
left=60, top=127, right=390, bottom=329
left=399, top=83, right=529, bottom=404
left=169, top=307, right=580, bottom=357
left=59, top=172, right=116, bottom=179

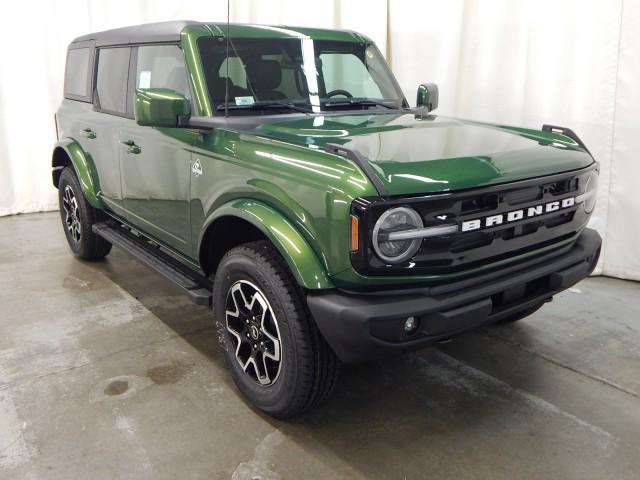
left=350, top=164, right=598, bottom=276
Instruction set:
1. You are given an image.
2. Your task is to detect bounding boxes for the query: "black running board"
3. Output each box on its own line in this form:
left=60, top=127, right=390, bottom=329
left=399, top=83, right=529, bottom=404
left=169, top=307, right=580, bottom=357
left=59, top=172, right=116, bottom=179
left=92, top=222, right=212, bottom=306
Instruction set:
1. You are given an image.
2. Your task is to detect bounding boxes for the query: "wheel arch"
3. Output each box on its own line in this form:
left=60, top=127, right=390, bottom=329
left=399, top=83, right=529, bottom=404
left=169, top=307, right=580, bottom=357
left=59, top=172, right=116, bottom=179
left=198, top=199, right=334, bottom=290
left=52, top=138, right=103, bottom=209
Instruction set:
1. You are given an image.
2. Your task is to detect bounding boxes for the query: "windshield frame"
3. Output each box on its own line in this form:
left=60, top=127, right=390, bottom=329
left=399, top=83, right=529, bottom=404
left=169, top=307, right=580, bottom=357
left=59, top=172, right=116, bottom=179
left=197, top=35, right=409, bottom=116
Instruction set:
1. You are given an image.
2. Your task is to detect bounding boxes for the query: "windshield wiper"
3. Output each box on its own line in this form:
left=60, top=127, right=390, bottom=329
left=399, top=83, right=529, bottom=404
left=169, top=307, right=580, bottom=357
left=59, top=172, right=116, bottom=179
left=217, top=101, right=312, bottom=114
left=324, top=99, right=401, bottom=110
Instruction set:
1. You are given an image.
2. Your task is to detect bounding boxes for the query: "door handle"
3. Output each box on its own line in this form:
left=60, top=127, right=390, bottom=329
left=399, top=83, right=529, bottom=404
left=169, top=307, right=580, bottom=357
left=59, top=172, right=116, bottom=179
left=80, top=128, right=96, bottom=139
left=120, top=140, right=141, bottom=155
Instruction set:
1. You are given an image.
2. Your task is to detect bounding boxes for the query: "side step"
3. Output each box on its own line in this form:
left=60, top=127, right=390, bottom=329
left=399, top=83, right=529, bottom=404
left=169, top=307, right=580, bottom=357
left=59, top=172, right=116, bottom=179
left=92, top=222, right=212, bottom=306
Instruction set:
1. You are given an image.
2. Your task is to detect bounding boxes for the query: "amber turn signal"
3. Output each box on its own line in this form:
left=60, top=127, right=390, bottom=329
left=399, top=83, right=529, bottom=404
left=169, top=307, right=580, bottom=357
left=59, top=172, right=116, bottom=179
left=350, top=215, right=360, bottom=252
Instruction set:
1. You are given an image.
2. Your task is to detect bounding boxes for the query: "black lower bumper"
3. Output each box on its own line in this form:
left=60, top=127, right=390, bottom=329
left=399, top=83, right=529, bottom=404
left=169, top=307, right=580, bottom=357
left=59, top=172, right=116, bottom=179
left=307, top=228, right=601, bottom=364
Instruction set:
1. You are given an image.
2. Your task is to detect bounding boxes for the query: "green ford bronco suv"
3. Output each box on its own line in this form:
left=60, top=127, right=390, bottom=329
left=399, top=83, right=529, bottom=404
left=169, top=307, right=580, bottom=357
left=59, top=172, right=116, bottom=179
left=53, top=21, right=601, bottom=417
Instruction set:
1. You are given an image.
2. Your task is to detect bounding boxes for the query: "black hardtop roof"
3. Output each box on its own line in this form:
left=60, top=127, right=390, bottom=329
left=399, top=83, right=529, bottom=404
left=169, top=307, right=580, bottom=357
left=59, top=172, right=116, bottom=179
left=71, top=20, right=197, bottom=46
left=70, top=20, right=368, bottom=47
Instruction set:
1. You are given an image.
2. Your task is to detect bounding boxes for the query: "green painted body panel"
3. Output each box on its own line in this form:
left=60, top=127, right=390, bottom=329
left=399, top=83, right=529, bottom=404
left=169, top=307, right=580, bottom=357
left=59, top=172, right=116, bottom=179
left=54, top=23, right=596, bottom=291
left=57, top=101, right=130, bottom=217
left=185, top=112, right=591, bottom=288
left=118, top=123, right=199, bottom=255
left=181, top=25, right=215, bottom=116
left=190, top=128, right=376, bottom=285
left=53, top=137, right=104, bottom=209
left=252, top=113, right=594, bottom=196
left=200, top=199, right=334, bottom=289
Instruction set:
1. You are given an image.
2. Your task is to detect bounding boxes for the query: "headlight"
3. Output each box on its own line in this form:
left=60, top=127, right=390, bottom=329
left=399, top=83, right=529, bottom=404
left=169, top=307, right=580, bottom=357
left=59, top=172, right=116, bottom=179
left=372, top=207, right=424, bottom=264
left=583, top=170, right=598, bottom=214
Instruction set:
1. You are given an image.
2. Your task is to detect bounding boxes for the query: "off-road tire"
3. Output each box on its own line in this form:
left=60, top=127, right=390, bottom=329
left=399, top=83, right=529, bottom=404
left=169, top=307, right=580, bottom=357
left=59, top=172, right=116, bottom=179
left=214, top=240, right=339, bottom=418
left=58, top=166, right=112, bottom=260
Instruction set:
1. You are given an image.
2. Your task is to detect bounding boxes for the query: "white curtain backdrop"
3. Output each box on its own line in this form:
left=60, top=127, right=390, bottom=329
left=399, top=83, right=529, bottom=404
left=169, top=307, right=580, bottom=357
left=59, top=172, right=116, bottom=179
left=0, top=0, right=638, bottom=280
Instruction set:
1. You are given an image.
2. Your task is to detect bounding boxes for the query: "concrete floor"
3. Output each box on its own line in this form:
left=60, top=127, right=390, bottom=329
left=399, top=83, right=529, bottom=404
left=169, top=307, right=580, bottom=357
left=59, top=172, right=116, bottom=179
left=1, top=212, right=640, bottom=480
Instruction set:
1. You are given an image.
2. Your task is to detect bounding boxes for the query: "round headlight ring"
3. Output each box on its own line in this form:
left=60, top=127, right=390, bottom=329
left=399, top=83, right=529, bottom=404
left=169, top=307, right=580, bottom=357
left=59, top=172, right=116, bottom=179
left=584, top=170, right=599, bottom=214
left=372, top=207, right=424, bottom=264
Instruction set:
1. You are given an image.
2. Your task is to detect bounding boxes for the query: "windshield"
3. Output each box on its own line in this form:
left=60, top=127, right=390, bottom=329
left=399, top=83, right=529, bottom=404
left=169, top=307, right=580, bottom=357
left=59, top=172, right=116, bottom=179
left=198, top=37, right=407, bottom=114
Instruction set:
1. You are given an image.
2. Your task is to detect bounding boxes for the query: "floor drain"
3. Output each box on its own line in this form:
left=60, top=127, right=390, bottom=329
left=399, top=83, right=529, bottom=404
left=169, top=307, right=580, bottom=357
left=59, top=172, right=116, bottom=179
left=104, top=380, right=129, bottom=396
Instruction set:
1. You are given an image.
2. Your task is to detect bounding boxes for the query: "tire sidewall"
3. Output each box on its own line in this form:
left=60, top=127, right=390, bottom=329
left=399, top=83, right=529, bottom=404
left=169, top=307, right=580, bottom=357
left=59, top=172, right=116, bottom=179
left=214, top=250, right=303, bottom=414
left=58, top=168, right=88, bottom=256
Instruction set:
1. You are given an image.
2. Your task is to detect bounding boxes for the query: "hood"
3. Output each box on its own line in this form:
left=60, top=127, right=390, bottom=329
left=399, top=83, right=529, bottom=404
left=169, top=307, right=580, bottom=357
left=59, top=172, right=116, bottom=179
left=251, top=113, right=594, bottom=196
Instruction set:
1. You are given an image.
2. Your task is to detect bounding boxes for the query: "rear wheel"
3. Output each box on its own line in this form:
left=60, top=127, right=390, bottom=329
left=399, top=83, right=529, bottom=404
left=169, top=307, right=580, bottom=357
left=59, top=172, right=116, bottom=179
left=213, top=240, right=339, bottom=418
left=58, top=167, right=112, bottom=260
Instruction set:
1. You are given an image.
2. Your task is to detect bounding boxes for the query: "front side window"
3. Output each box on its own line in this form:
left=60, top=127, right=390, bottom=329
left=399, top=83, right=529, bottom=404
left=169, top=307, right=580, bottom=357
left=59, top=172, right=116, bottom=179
left=65, top=47, right=91, bottom=98
left=320, top=51, right=383, bottom=99
left=198, top=37, right=405, bottom=115
left=136, top=45, right=190, bottom=98
left=96, top=47, right=131, bottom=114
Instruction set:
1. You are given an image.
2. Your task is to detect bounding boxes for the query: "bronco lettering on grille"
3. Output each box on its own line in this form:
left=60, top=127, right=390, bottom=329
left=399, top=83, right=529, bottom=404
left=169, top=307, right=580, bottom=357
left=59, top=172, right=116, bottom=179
left=461, top=197, right=576, bottom=232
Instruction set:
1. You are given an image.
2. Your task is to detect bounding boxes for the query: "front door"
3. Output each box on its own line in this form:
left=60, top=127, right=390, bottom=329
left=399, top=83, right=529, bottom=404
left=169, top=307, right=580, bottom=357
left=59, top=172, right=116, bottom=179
left=120, top=45, right=197, bottom=256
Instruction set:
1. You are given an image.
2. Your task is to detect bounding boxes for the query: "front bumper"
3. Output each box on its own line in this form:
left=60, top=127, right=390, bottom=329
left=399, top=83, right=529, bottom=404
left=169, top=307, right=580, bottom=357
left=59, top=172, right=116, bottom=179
left=307, top=228, right=601, bottom=363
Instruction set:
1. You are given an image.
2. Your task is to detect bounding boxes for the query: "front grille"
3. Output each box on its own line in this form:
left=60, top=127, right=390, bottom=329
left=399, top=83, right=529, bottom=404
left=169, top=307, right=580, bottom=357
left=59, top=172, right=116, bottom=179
left=350, top=166, right=596, bottom=276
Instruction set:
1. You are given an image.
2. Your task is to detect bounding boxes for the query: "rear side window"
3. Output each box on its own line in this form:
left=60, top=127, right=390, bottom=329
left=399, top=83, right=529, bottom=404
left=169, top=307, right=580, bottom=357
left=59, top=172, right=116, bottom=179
left=65, top=47, right=91, bottom=100
left=96, top=47, right=131, bottom=115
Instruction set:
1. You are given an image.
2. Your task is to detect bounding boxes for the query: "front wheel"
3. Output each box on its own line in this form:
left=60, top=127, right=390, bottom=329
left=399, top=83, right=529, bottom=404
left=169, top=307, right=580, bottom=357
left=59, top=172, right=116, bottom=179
left=58, top=166, right=112, bottom=260
left=213, top=241, right=339, bottom=418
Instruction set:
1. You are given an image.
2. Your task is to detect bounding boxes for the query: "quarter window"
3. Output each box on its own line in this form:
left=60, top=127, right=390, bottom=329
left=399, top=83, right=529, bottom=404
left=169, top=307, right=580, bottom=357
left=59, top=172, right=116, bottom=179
left=65, top=47, right=91, bottom=98
left=136, top=45, right=189, bottom=98
left=96, top=47, right=131, bottom=114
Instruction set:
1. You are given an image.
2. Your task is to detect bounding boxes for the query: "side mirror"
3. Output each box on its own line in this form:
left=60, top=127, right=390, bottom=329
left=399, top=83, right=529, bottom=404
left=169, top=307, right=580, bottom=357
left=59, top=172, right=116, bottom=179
left=135, top=88, right=191, bottom=127
left=416, top=83, right=439, bottom=112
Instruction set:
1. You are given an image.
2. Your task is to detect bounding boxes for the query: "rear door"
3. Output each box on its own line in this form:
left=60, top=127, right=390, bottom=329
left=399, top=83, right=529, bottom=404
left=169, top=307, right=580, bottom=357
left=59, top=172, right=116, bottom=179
left=80, top=46, right=133, bottom=217
left=119, top=44, right=197, bottom=256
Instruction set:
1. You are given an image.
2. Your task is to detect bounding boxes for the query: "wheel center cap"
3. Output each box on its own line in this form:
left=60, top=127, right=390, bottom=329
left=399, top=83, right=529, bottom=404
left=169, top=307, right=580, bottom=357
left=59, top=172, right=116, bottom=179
left=250, top=325, right=260, bottom=340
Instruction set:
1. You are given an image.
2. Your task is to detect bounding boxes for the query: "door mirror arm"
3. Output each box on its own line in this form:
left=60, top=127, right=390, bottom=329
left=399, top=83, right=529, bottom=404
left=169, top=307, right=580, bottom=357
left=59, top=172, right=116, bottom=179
left=186, top=116, right=223, bottom=131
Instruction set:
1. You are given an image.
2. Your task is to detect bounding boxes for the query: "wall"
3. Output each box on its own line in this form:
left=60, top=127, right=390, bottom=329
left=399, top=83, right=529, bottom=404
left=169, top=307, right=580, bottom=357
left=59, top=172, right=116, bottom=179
left=0, top=0, right=637, bottom=279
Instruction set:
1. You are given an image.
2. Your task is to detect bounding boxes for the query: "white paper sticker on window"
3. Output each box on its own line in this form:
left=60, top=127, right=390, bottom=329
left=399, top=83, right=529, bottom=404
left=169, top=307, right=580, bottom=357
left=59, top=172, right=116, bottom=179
left=235, top=96, right=255, bottom=105
left=139, top=71, right=151, bottom=89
